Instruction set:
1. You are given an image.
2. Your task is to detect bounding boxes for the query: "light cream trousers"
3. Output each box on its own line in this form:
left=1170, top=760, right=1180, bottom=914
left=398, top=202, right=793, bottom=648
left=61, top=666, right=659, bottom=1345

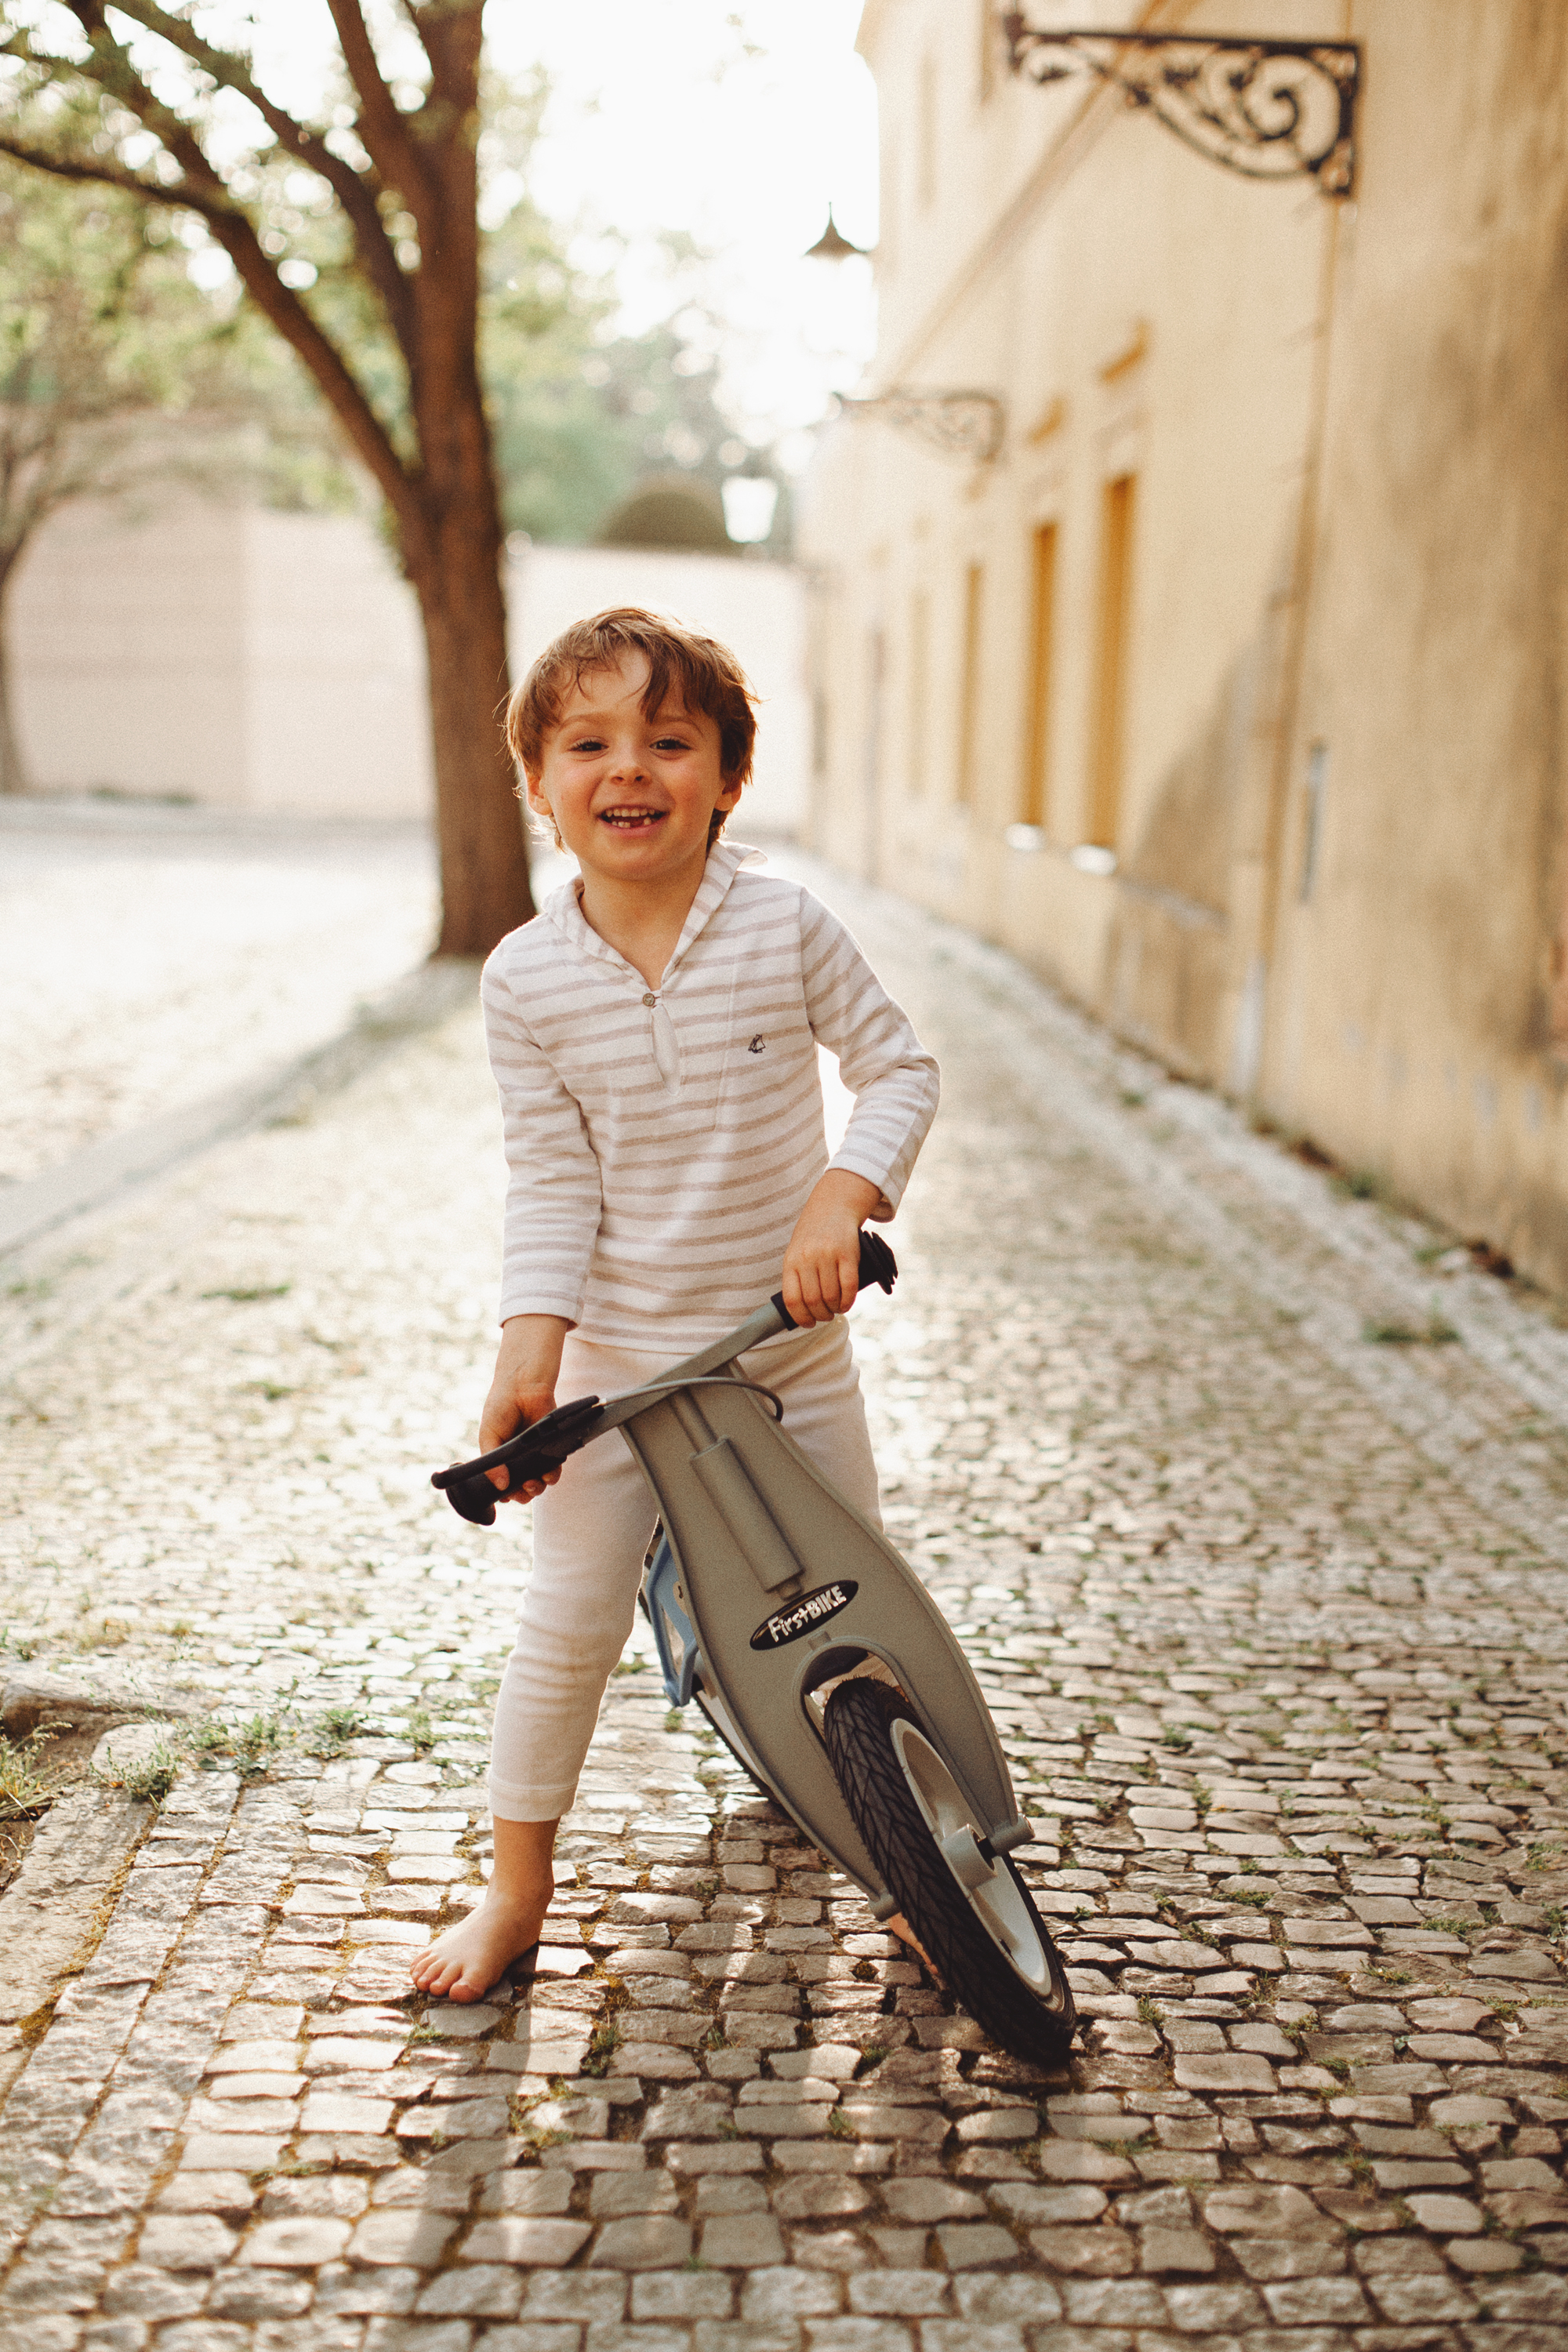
left=488, top=1316, right=880, bottom=1821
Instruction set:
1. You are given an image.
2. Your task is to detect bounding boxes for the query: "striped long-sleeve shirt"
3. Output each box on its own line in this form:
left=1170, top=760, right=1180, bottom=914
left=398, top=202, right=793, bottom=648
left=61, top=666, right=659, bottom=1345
left=481, top=840, right=940, bottom=1348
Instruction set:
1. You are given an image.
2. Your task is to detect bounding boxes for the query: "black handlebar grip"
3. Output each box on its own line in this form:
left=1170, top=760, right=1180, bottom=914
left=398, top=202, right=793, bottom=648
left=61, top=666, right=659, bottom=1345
left=858, top=1229, right=898, bottom=1295
left=444, top=1475, right=500, bottom=1527
left=771, top=1226, right=898, bottom=1330
left=432, top=1394, right=604, bottom=1524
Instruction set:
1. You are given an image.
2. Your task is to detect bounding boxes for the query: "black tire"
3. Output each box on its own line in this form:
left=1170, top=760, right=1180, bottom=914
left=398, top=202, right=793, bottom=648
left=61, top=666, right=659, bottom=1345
left=823, top=1677, right=1076, bottom=2068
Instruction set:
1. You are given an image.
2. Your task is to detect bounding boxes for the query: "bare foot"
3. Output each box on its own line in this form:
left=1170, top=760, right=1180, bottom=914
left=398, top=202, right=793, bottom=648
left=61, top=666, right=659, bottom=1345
left=411, top=1891, right=546, bottom=2003
left=887, top=1911, right=938, bottom=1975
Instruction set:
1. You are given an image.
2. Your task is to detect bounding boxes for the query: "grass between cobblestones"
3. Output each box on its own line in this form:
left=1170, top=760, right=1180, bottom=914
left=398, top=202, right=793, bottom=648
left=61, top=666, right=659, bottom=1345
left=2, top=851, right=1568, bottom=2347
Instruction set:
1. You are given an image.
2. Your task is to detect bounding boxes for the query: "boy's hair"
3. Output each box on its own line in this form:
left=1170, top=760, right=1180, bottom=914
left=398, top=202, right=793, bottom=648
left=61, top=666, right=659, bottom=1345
left=506, top=607, right=758, bottom=846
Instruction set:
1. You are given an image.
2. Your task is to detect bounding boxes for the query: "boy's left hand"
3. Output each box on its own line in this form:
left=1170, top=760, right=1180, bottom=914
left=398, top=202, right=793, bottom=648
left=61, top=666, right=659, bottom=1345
left=782, top=1170, right=885, bottom=1326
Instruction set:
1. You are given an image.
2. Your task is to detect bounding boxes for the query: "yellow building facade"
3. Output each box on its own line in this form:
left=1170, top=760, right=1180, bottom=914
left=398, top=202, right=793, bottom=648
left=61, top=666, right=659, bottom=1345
left=801, top=1, right=1568, bottom=1289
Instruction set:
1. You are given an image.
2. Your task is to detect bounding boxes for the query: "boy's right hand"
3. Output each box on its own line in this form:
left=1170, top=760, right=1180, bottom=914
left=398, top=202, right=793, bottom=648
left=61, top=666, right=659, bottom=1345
left=481, top=1315, right=571, bottom=1500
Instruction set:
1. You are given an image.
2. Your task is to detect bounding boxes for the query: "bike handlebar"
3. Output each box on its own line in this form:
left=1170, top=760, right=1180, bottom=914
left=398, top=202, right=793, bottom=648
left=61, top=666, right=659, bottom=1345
left=432, top=1394, right=605, bottom=1526
left=431, top=1228, right=898, bottom=1526
left=770, top=1226, right=897, bottom=1331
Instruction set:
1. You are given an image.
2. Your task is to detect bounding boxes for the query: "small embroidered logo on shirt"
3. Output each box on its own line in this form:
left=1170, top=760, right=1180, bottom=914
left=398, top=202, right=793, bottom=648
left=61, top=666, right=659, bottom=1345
left=748, top=1035, right=767, bottom=1054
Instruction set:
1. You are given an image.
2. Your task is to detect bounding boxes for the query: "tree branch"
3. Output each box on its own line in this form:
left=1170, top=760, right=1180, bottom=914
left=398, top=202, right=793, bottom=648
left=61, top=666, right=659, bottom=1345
left=0, top=130, right=230, bottom=220
left=402, top=0, right=484, bottom=107
left=394, top=0, right=437, bottom=68
left=61, top=5, right=241, bottom=198
left=325, top=0, right=437, bottom=218
left=0, top=133, right=422, bottom=554
left=100, top=0, right=419, bottom=360
left=101, top=1, right=343, bottom=167
left=13, top=7, right=431, bottom=552
left=201, top=207, right=426, bottom=554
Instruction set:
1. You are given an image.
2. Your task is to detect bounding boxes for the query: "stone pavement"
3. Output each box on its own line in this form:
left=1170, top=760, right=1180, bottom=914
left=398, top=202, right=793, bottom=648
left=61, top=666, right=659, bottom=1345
left=0, top=798, right=435, bottom=1188
left=4, top=838, right=1568, bottom=2352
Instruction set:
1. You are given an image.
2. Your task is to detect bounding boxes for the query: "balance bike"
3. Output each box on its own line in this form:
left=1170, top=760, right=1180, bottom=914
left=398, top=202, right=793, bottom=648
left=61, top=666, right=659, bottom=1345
left=433, top=1231, right=1075, bottom=2067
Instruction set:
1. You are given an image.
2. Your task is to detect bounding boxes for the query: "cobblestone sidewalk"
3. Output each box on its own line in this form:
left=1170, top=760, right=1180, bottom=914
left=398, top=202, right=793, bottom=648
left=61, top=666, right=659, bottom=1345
left=4, top=854, right=1568, bottom=2352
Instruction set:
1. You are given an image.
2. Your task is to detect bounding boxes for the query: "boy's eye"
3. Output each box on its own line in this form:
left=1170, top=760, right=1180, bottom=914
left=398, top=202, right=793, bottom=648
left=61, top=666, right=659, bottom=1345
left=652, top=736, right=692, bottom=753
left=568, top=735, right=606, bottom=753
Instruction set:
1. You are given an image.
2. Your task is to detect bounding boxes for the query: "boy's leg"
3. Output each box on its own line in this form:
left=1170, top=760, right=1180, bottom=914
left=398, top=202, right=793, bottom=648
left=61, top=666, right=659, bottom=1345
left=412, top=1338, right=662, bottom=2002
left=410, top=1815, right=558, bottom=2001
left=414, top=1321, right=880, bottom=2002
left=741, top=1316, right=882, bottom=1524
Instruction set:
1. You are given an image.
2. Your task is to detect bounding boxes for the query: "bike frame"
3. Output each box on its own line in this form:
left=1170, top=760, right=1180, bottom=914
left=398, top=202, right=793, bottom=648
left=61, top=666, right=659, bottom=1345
left=434, top=1254, right=1034, bottom=1916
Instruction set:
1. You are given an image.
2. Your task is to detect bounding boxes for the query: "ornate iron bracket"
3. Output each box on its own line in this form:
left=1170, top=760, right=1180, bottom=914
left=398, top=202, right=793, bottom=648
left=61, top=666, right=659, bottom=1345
left=835, top=390, right=1006, bottom=463
left=1000, top=15, right=1359, bottom=196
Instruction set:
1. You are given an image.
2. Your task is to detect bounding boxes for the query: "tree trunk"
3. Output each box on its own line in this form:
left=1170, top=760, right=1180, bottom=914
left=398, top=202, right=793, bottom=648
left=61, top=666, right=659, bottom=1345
left=401, top=79, right=536, bottom=963
left=0, top=562, right=29, bottom=796
left=409, top=514, right=535, bottom=959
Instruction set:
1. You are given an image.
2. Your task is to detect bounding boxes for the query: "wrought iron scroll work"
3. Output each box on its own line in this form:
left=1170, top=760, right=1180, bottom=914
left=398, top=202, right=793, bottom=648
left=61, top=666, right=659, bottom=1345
left=1000, top=16, right=1359, bottom=196
left=837, top=391, right=1006, bottom=464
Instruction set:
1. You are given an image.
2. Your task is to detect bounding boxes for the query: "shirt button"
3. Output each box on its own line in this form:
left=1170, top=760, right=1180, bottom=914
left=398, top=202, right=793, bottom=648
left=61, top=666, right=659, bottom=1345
left=642, top=992, right=657, bottom=1007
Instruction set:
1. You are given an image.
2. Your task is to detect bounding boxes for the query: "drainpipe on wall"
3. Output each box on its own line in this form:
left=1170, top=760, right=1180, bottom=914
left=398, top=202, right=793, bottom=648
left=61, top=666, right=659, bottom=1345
left=1225, top=162, right=1347, bottom=1105
left=862, top=622, right=886, bottom=886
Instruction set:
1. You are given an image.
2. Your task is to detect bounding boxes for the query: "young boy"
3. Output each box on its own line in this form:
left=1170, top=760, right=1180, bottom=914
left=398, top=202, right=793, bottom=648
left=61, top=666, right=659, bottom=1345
left=413, top=608, right=938, bottom=2002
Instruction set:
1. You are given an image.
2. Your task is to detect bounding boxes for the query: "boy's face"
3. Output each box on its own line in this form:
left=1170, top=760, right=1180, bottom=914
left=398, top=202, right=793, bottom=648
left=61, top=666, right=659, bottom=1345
left=527, top=653, right=741, bottom=885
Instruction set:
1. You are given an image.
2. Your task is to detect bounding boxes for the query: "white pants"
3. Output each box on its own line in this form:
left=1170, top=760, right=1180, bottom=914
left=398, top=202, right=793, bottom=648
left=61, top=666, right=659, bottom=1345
left=488, top=1317, right=881, bottom=1821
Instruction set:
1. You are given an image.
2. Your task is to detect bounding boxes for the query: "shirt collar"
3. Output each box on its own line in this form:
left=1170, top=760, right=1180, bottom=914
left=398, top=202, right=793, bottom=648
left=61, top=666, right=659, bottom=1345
left=543, top=838, right=766, bottom=989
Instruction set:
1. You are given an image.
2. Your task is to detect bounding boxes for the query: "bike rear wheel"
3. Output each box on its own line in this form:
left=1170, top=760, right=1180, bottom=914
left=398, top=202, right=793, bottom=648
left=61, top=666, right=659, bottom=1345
left=822, top=1677, right=1076, bottom=2067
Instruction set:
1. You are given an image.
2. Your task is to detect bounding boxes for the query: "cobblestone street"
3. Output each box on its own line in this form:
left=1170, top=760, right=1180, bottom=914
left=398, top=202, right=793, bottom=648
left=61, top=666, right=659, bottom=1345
left=5, top=825, right=1568, bottom=2352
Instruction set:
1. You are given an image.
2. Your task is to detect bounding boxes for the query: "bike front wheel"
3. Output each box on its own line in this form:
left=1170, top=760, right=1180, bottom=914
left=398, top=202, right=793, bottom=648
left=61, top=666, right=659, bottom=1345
left=822, top=1677, right=1076, bottom=2068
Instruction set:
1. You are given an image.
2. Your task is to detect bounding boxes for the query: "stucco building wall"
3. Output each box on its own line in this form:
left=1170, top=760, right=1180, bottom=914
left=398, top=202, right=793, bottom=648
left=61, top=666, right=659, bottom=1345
left=12, top=503, right=432, bottom=818
left=1269, top=3, right=1568, bottom=1276
left=11, top=511, right=809, bottom=836
left=800, top=0, right=1568, bottom=1289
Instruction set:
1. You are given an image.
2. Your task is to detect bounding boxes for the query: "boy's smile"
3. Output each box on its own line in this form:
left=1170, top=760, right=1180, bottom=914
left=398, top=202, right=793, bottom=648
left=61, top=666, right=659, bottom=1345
left=599, top=807, right=664, bottom=831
